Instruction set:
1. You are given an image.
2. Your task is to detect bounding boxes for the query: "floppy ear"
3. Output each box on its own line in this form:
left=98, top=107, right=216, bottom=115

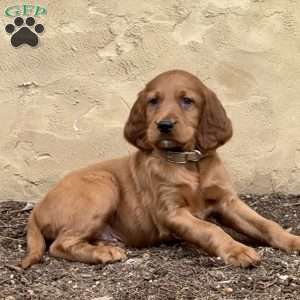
left=197, top=88, right=232, bottom=152
left=124, top=91, right=152, bottom=150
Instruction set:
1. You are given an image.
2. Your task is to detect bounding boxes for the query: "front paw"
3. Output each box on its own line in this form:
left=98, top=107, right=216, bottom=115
left=222, top=242, right=261, bottom=268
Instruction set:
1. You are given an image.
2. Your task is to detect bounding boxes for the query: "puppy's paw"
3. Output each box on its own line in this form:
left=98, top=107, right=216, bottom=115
left=223, top=242, right=261, bottom=268
left=109, top=246, right=127, bottom=262
left=283, top=234, right=300, bottom=253
left=95, top=245, right=127, bottom=264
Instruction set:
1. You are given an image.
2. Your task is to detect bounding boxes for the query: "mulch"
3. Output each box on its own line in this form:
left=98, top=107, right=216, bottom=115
left=1, top=194, right=300, bottom=300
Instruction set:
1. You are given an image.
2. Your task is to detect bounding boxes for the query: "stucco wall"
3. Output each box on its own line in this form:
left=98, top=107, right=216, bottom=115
left=0, top=0, right=300, bottom=201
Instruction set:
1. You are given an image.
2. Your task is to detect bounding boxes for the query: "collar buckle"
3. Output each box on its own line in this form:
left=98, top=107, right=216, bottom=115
left=185, top=150, right=203, bottom=162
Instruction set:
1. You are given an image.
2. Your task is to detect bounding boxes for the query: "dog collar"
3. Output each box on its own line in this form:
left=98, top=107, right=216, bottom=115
left=162, top=149, right=206, bottom=164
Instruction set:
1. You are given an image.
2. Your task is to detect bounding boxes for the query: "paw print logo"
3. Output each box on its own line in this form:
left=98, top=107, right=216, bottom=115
left=5, top=17, right=44, bottom=47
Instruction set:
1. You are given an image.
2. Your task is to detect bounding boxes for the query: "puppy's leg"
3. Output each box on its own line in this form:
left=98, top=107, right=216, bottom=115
left=164, top=208, right=260, bottom=267
left=215, top=196, right=300, bottom=252
left=49, top=173, right=128, bottom=264
left=49, top=235, right=126, bottom=264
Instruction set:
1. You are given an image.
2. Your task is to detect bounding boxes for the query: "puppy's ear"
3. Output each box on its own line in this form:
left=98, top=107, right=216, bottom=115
left=124, top=91, right=152, bottom=150
left=197, top=88, right=232, bottom=152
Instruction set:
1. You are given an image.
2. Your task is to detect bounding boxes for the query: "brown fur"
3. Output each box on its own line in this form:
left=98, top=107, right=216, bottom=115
left=21, top=70, right=300, bottom=269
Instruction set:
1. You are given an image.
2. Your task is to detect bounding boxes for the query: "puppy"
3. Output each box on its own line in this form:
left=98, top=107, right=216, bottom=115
left=21, top=70, right=300, bottom=269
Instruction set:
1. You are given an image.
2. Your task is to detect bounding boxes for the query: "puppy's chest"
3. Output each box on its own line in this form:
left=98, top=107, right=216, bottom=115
left=162, top=166, right=199, bottom=189
left=150, top=166, right=214, bottom=219
left=152, top=166, right=200, bottom=200
left=139, top=160, right=201, bottom=207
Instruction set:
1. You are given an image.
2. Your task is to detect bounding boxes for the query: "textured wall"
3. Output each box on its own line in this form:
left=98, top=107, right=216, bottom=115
left=0, top=0, right=300, bottom=201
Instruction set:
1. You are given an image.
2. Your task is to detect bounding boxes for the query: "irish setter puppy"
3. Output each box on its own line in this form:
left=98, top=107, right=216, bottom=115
left=21, top=70, right=300, bottom=269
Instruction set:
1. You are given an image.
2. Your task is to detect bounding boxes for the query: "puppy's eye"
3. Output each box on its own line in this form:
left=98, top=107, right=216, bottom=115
left=180, top=97, right=194, bottom=109
left=148, top=97, right=159, bottom=107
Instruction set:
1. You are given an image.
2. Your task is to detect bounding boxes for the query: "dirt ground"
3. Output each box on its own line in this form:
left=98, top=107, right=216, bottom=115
left=1, top=194, right=300, bottom=300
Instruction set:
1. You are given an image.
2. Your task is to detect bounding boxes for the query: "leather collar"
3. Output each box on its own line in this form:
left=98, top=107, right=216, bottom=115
left=160, top=149, right=207, bottom=164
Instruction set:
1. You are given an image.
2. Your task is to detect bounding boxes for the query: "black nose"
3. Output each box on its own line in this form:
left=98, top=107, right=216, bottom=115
left=157, top=120, right=175, bottom=133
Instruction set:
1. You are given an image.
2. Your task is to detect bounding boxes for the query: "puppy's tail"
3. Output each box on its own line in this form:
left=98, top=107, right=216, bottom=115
left=20, top=211, right=45, bottom=269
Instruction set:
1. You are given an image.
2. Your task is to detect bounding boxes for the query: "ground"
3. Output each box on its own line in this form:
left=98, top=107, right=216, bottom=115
left=1, top=194, right=300, bottom=300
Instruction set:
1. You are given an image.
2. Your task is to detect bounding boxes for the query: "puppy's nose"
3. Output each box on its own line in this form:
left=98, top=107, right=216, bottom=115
left=157, top=120, right=175, bottom=133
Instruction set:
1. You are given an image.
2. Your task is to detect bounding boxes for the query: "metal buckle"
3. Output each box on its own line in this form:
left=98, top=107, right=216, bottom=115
left=185, top=150, right=203, bottom=162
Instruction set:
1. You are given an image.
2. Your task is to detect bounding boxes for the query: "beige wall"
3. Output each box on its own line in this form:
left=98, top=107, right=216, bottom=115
left=0, top=0, right=300, bottom=201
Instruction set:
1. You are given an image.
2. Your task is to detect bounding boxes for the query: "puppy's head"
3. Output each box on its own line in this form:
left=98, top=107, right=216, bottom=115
left=124, top=70, right=232, bottom=152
